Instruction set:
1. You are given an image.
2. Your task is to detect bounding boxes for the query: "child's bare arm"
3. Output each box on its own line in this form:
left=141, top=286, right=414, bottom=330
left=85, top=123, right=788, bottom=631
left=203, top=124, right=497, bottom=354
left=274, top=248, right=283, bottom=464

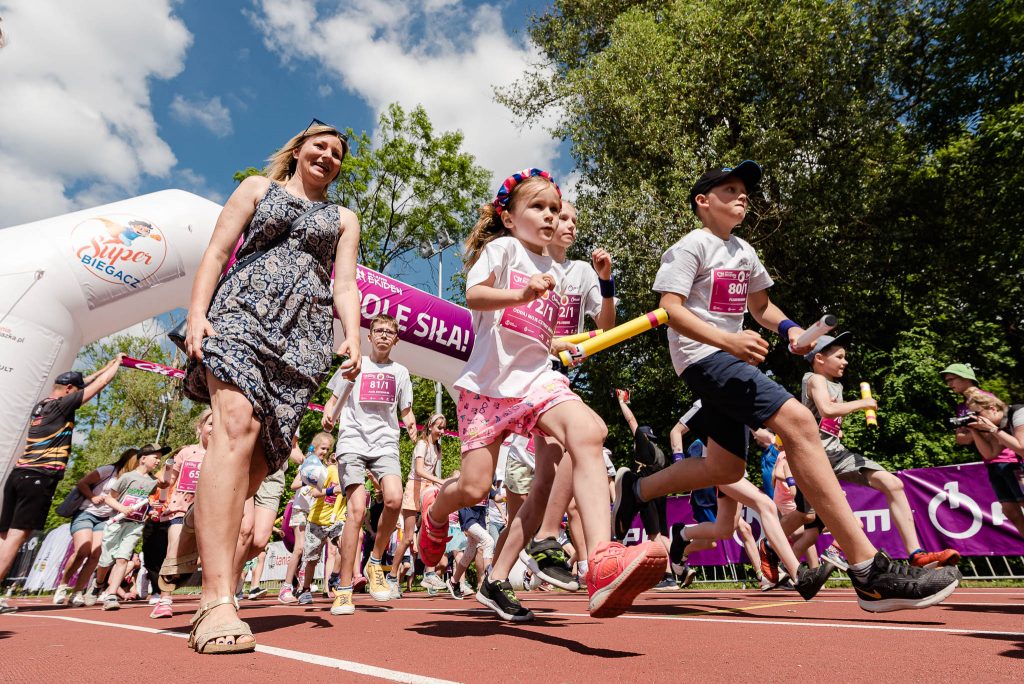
left=807, top=374, right=876, bottom=419
left=659, top=292, right=769, bottom=364
left=467, top=273, right=554, bottom=311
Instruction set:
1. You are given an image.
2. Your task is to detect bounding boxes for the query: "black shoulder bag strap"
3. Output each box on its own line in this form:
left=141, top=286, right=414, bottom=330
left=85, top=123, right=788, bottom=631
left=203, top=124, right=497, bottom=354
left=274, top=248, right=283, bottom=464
left=169, top=201, right=329, bottom=352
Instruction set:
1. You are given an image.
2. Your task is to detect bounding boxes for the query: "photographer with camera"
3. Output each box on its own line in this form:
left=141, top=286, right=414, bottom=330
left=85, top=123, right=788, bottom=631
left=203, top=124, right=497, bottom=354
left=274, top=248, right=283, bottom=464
left=940, top=363, right=987, bottom=446
left=963, top=390, right=1024, bottom=538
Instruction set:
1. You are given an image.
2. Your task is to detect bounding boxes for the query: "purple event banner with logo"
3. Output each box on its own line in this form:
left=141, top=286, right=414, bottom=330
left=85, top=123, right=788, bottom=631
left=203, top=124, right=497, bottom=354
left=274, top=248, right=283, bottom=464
left=624, top=462, right=1024, bottom=565
left=354, top=265, right=474, bottom=361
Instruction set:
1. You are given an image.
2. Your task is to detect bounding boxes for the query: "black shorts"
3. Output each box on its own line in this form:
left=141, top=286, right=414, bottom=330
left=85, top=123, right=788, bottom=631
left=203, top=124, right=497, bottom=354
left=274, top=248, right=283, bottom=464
left=0, top=469, right=62, bottom=533
left=986, top=462, right=1024, bottom=503
left=794, top=490, right=825, bottom=531
left=142, top=520, right=171, bottom=576
left=639, top=496, right=669, bottom=538
left=682, top=351, right=793, bottom=460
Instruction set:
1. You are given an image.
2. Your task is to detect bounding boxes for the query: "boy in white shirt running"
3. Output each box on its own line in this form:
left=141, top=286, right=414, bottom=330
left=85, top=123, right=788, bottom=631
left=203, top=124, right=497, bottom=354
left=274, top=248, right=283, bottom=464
left=322, top=314, right=417, bottom=614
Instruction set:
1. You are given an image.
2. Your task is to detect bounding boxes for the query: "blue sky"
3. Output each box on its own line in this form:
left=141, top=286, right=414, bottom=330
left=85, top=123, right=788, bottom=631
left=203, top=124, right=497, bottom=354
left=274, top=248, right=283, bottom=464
left=0, top=0, right=567, bottom=301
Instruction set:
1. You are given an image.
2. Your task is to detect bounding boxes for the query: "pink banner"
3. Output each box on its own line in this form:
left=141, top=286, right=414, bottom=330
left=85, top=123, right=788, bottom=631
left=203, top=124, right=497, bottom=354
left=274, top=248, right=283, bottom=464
left=625, top=461, right=1024, bottom=565
left=120, top=356, right=184, bottom=379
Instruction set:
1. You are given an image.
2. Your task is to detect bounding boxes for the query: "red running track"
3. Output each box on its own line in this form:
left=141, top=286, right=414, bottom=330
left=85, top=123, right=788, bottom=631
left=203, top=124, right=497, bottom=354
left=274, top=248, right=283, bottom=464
left=3, top=587, right=1022, bottom=682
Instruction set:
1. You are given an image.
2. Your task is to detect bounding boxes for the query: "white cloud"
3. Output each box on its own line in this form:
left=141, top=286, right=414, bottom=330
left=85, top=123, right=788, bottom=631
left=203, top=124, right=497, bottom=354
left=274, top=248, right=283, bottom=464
left=169, top=94, right=233, bottom=137
left=175, top=168, right=225, bottom=204
left=249, top=0, right=564, bottom=186
left=0, top=0, right=191, bottom=228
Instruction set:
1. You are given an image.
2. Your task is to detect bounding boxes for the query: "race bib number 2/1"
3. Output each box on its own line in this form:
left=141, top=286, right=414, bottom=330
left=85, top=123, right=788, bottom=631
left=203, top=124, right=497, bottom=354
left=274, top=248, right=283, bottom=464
left=359, top=372, right=397, bottom=404
left=553, top=293, right=583, bottom=337
left=709, top=269, right=749, bottom=314
left=499, top=270, right=558, bottom=347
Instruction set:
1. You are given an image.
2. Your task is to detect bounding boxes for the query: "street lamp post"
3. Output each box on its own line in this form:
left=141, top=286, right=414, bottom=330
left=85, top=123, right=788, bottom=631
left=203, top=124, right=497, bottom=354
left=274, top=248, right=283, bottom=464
left=419, top=229, right=456, bottom=415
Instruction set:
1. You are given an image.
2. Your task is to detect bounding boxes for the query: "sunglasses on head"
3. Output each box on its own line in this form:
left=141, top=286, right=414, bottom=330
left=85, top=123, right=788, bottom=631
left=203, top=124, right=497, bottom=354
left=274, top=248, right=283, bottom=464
left=303, top=117, right=348, bottom=144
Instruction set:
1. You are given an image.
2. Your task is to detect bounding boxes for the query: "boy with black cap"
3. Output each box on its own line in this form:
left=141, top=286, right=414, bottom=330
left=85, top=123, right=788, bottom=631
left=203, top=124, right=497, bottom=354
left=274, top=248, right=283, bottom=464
left=802, top=333, right=960, bottom=568
left=612, top=161, right=961, bottom=611
left=0, top=354, right=124, bottom=614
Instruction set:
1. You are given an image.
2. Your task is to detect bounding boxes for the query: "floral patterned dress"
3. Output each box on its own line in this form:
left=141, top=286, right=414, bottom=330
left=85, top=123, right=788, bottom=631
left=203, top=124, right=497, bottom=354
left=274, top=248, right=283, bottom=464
left=184, top=182, right=341, bottom=471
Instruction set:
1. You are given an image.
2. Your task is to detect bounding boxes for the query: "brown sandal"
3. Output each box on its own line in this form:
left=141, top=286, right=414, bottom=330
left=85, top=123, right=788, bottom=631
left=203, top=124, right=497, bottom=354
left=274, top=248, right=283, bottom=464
left=188, top=596, right=255, bottom=655
left=160, top=506, right=198, bottom=591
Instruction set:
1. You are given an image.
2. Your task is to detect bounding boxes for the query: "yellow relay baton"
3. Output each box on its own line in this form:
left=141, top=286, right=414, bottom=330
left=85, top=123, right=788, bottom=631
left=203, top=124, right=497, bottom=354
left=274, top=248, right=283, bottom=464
left=555, top=329, right=604, bottom=345
left=559, top=309, right=669, bottom=367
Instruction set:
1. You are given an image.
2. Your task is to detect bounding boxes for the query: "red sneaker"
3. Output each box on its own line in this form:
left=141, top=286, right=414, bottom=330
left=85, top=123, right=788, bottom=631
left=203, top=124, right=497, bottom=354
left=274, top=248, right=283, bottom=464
left=909, top=549, right=961, bottom=569
left=417, top=488, right=450, bottom=568
left=587, top=540, right=667, bottom=618
left=758, top=539, right=780, bottom=584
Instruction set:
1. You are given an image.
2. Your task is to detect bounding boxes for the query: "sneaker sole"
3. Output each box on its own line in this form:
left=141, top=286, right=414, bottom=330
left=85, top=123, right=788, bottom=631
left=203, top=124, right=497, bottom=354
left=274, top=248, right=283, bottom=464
left=475, top=589, right=533, bottom=622
left=330, top=606, right=356, bottom=615
left=821, top=553, right=849, bottom=571
left=588, top=544, right=668, bottom=619
left=610, top=468, right=632, bottom=541
left=856, top=577, right=960, bottom=613
left=518, top=549, right=580, bottom=592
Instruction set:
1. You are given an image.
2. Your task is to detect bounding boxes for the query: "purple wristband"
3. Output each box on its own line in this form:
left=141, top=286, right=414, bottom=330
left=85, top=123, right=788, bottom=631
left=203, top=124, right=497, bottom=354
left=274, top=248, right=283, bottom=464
left=778, top=319, right=799, bottom=342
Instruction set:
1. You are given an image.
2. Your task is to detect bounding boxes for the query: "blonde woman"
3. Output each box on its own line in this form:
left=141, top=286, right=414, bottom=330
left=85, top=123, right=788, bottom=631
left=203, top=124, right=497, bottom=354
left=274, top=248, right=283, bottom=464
left=179, top=120, right=362, bottom=654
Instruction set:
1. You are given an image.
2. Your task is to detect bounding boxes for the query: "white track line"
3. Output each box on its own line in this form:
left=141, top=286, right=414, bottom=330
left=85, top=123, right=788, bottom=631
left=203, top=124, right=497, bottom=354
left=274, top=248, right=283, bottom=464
left=9, top=613, right=460, bottom=684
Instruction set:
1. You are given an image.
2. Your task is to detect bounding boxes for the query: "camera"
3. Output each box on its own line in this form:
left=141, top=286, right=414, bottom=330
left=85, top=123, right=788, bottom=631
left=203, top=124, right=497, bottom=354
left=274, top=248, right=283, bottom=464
left=948, top=412, right=978, bottom=428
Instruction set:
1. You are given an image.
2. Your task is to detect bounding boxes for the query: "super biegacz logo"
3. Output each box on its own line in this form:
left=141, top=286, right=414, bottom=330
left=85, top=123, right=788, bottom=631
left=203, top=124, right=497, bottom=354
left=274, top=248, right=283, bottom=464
left=71, top=215, right=168, bottom=288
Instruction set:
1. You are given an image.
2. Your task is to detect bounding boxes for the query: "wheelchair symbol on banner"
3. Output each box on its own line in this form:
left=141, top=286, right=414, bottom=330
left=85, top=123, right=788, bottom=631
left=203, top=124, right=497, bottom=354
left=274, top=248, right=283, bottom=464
left=928, top=481, right=982, bottom=539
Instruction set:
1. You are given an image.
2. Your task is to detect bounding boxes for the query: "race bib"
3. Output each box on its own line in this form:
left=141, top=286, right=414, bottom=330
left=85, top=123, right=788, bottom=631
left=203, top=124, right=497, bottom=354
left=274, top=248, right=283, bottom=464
left=553, top=293, right=583, bottom=336
left=819, top=417, right=842, bottom=438
left=176, top=459, right=201, bottom=493
left=121, top=494, right=149, bottom=522
left=359, top=372, right=397, bottom=404
left=526, top=435, right=537, bottom=455
left=499, top=270, right=558, bottom=346
left=709, top=268, right=750, bottom=313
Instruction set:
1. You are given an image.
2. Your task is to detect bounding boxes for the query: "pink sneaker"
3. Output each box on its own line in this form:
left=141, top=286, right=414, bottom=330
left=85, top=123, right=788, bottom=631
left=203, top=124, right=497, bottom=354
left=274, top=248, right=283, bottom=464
left=148, top=599, right=173, bottom=619
left=278, top=584, right=298, bottom=604
left=587, top=540, right=667, bottom=618
left=352, top=575, right=368, bottom=593
left=417, top=488, right=450, bottom=568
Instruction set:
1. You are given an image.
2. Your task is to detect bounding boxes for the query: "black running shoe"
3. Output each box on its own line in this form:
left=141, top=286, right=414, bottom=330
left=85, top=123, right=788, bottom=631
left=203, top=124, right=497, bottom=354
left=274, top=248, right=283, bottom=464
left=447, top=577, right=464, bottom=600
left=677, top=564, right=697, bottom=589
left=668, top=523, right=692, bottom=575
left=476, top=577, right=534, bottom=622
left=519, top=537, right=579, bottom=591
left=849, top=551, right=961, bottom=613
left=612, top=468, right=640, bottom=541
left=795, top=563, right=834, bottom=601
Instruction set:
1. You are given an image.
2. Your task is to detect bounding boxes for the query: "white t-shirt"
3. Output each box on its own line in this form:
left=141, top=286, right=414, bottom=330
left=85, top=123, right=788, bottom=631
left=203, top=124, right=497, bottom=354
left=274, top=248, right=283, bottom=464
left=409, top=440, right=441, bottom=484
left=652, top=229, right=773, bottom=374
left=504, top=433, right=536, bottom=470
left=487, top=488, right=506, bottom=527
left=553, top=259, right=603, bottom=336
left=455, top=236, right=565, bottom=398
left=79, top=464, right=117, bottom=518
left=328, top=356, right=413, bottom=459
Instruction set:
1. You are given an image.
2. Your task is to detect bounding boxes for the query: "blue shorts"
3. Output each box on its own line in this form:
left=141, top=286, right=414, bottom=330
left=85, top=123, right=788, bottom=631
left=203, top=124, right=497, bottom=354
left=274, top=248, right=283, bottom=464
left=682, top=351, right=793, bottom=460
left=70, top=510, right=108, bottom=535
left=458, top=506, right=487, bottom=532
left=986, top=461, right=1024, bottom=503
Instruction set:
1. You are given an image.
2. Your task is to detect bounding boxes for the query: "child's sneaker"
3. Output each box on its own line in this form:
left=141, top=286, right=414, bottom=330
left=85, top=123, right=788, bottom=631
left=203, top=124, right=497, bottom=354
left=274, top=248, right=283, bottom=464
left=352, top=575, right=368, bottom=593
left=476, top=576, right=533, bottom=622
left=447, top=577, right=464, bottom=600
left=611, top=468, right=641, bottom=541
left=101, top=594, right=120, bottom=611
left=297, top=590, right=313, bottom=605
left=147, top=595, right=161, bottom=605
left=149, top=597, right=173, bottom=618
left=364, top=561, right=393, bottom=602
left=820, top=544, right=849, bottom=570
left=795, top=563, right=834, bottom=601
left=758, top=574, right=774, bottom=592
left=386, top=575, right=402, bottom=599
left=519, top=537, right=579, bottom=591
left=587, top=540, right=667, bottom=618
left=758, top=539, right=780, bottom=585
left=849, top=551, right=960, bottom=613
left=653, top=576, right=677, bottom=591
left=0, top=598, right=17, bottom=614
left=677, top=564, right=697, bottom=589
left=82, top=591, right=98, bottom=607
left=667, top=523, right=692, bottom=576
left=70, top=592, right=86, bottom=607
left=278, top=584, right=298, bottom=604
left=248, top=586, right=267, bottom=600
left=909, top=548, right=961, bottom=569
left=417, top=489, right=450, bottom=568
left=52, top=584, right=69, bottom=605
left=330, top=590, right=355, bottom=616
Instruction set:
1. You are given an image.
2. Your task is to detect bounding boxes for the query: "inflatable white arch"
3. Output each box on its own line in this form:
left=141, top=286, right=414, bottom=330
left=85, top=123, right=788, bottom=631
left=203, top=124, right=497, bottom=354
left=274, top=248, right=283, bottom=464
left=0, top=190, right=474, bottom=495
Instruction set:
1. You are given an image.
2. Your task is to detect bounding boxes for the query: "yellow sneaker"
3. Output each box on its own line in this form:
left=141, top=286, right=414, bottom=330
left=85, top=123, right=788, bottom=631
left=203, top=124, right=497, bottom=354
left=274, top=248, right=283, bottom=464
left=364, top=560, right=392, bottom=602
left=330, top=590, right=354, bottom=616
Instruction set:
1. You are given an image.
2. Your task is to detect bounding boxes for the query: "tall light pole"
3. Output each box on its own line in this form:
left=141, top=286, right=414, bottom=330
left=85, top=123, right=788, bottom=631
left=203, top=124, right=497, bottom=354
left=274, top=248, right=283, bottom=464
left=419, top=228, right=456, bottom=415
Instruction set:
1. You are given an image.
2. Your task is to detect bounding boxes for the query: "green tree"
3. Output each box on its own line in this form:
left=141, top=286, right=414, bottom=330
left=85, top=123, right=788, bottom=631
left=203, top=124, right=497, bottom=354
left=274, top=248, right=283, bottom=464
left=504, top=0, right=1023, bottom=466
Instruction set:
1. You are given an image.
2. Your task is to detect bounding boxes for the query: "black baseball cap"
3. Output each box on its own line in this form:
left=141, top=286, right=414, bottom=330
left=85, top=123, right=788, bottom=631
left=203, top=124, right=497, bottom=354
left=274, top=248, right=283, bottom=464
left=138, top=443, right=171, bottom=457
left=688, top=160, right=762, bottom=212
left=55, top=371, right=86, bottom=389
left=804, top=331, right=854, bottom=365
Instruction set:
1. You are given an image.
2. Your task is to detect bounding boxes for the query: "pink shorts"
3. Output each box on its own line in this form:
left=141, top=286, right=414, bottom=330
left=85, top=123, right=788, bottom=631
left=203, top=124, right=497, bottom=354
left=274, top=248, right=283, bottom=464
left=457, top=374, right=580, bottom=453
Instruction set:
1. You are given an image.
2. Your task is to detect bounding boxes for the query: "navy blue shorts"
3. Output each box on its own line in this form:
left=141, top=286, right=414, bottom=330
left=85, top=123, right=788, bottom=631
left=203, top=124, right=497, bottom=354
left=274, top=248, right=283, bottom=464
left=986, top=461, right=1024, bottom=503
left=458, top=505, right=487, bottom=532
left=681, top=351, right=793, bottom=460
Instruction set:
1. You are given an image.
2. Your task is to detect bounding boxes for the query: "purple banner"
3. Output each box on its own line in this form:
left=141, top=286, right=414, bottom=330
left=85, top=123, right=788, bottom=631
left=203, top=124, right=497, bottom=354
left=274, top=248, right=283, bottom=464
left=625, top=461, right=1024, bottom=565
left=356, top=265, right=473, bottom=361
